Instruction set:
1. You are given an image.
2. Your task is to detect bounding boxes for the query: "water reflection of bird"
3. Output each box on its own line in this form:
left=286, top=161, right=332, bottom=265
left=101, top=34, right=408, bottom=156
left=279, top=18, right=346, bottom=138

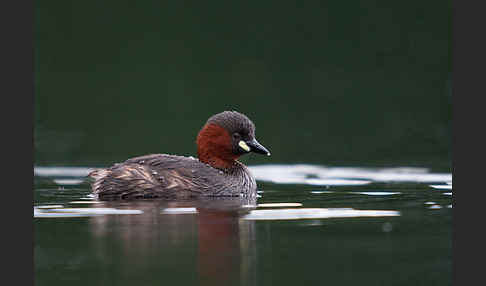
left=88, top=111, right=271, bottom=200
left=89, top=198, right=258, bottom=286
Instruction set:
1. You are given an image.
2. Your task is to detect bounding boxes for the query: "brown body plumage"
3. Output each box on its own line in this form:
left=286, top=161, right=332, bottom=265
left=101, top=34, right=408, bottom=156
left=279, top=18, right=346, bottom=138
left=88, top=111, right=270, bottom=200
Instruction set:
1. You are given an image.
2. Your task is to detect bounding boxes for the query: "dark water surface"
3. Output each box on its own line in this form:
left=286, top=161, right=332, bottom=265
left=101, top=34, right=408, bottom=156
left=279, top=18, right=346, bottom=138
left=34, top=165, right=451, bottom=286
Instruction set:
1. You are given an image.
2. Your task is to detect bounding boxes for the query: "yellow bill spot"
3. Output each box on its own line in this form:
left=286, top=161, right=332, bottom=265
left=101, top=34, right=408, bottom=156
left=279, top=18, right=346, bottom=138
left=238, top=140, right=251, bottom=152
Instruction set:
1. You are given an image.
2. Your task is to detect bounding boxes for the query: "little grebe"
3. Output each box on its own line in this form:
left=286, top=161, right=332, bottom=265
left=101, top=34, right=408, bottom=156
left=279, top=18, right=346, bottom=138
left=88, top=111, right=270, bottom=200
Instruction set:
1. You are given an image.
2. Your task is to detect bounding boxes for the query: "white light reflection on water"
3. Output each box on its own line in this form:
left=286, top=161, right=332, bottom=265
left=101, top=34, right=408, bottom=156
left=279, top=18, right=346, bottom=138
left=241, top=208, right=400, bottom=220
left=34, top=204, right=400, bottom=221
left=34, top=165, right=451, bottom=187
left=68, top=201, right=103, bottom=204
left=350, top=192, right=401, bottom=196
left=305, top=179, right=371, bottom=186
left=35, top=205, right=64, bottom=209
left=161, top=207, right=198, bottom=214
left=257, top=203, right=303, bottom=207
left=34, top=167, right=94, bottom=177
left=34, top=207, right=143, bottom=218
left=429, top=184, right=453, bottom=190
left=249, top=164, right=451, bottom=185
left=53, top=179, right=85, bottom=185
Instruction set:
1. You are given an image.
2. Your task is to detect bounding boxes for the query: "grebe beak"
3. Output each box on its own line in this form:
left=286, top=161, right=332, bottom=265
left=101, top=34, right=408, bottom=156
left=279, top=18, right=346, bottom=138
left=245, top=138, right=271, bottom=156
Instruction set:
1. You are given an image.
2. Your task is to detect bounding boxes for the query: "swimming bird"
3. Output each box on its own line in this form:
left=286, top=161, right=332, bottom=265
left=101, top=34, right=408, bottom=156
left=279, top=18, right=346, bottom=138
left=88, top=111, right=270, bottom=200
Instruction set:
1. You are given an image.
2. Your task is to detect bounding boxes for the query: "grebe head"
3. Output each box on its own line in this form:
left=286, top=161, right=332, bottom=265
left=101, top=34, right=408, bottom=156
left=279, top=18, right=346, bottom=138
left=196, top=111, right=270, bottom=169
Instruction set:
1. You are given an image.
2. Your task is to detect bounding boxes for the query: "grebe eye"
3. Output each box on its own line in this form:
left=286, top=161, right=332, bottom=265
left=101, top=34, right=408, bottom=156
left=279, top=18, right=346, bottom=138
left=233, top=133, right=241, bottom=139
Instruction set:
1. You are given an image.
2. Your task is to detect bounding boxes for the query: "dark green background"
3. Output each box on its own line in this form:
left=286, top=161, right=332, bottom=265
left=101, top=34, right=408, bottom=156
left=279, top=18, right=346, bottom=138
left=34, top=0, right=451, bottom=170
